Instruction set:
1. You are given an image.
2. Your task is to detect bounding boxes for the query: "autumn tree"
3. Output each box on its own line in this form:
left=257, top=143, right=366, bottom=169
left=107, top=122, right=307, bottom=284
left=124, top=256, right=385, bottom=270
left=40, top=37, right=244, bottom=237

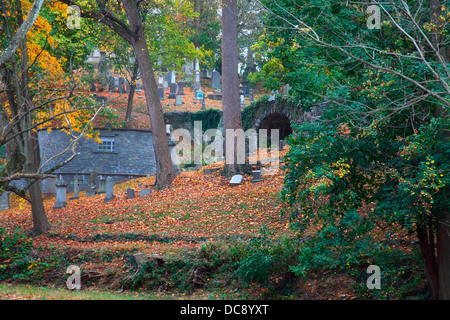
left=255, top=0, right=449, bottom=298
left=57, top=0, right=180, bottom=189
left=0, top=0, right=102, bottom=234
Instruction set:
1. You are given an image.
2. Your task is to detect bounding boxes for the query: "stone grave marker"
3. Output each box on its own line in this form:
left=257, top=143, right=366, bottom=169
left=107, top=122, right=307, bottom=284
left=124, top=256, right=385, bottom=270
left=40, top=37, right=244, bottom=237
left=53, top=175, right=68, bottom=209
left=193, top=71, right=201, bottom=91
left=252, top=170, right=263, bottom=183
left=45, top=177, right=57, bottom=195
left=168, top=83, right=177, bottom=99
left=170, top=71, right=176, bottom=84
left=175, top=95, right=183, bottom=106
left=244, top=85, right=250, bottom=96
left=162, top=80, right=169, bottom=90
left=126, top=188, right=135, bottom=199
left=139, top=188, right=151, bottom=197
left=279, top=140, right=285, bottom=151
left=249, top=89, right=254, bottom=102
left=229, top=174, right=243, bottom=186
left=108, top=77, right=115, bottom=92
left=0, top=192, right=10, bottom=211
left=135, top=79, right=142, bottom=92
left=165, top=71, right=172, bottom=84
left=69, top=175, right=80, bottom=200
left=210, top=71, right=221, bottom=89
left=104, top=176, right=115, bottom=202
left=85, top=170, right=97, bottom=197
left=158, top=87, right=165, bottom=100
left=177, top=81, right=185, bottom=95
left=158, top=74, right=164, bottom=87
left=98, top=176, right=107, bottom=194
left=118, top=77, right=126, bottom=93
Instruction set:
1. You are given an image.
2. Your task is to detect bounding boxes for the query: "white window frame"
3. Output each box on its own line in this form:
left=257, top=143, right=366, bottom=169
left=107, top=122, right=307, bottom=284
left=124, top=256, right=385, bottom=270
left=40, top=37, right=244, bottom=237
left=97, top=136, right=115, bottom=152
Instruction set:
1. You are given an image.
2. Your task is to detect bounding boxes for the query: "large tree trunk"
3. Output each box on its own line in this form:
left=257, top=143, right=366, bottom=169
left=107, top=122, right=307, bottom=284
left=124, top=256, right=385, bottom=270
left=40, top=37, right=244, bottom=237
left=26, top=133, right=51, bottom=235
left=430, top=0, right=450, bottom=300
left=417, top=224, right=439, bottom=299
left=437, top=210, right=450, bottom=299
left=122, top=0, right=175, bottom=189
left=221, top=0, right=242, bottom=176
left=16, top=0, right=50, bottom=235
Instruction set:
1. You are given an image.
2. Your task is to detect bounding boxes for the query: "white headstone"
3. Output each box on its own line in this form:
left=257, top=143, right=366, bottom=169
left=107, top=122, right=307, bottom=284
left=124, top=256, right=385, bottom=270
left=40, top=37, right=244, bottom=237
left=229, top=175, right=243, bottom=185
left=104, top=176, right=115, bottom=202
left=53, top=175, right=68, bottom=209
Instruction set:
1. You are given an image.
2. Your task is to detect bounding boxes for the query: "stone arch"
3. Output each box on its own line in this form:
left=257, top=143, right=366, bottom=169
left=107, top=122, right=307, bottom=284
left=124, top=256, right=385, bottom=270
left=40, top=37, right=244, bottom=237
left=242, top=95, right=323, bottom=133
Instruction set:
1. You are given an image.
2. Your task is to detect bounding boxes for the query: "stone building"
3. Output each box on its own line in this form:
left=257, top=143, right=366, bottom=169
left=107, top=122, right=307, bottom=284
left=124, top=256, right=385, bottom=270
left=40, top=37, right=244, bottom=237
left=38, top=126, right=161, bottom=192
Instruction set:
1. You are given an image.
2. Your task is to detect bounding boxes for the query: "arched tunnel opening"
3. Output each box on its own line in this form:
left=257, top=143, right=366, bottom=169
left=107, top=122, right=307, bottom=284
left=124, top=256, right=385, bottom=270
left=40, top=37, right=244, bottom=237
left=258, top=113, right=293, bottom=146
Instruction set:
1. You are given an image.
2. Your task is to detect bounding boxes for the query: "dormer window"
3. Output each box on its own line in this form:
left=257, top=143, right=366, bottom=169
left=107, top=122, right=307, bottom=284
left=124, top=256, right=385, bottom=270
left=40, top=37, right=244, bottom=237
left=97, top=136, right=115, bottom=152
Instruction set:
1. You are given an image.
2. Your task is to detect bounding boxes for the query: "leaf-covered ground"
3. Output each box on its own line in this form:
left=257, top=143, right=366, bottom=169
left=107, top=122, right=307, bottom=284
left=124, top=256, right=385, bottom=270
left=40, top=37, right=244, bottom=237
left=0, top=156, right=293, bottom=282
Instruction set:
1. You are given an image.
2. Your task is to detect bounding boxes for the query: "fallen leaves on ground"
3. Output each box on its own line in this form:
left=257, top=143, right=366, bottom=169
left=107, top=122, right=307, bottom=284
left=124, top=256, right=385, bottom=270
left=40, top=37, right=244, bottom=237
left=0, top=151, right=292, bottom=275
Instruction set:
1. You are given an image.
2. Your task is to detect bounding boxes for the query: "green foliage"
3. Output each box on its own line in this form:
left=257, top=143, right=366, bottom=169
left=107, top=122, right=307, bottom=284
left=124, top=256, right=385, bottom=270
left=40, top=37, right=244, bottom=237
left=254, top=0, right=450, bottom=297
left=234, top=228, right=300, bottom=285
left=191, top=108, right=222, bottom=131
left=0, top=228, right=40, bottom=282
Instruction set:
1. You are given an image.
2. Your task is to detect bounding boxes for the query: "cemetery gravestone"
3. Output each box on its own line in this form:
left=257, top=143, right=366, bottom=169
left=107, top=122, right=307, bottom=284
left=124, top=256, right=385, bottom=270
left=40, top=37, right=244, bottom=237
left=70, top=175, right=80, bottom=200
left=229, top=175, right=243, bottom=185
left=211, top=71, right=221, bottom=89
left=108, top=77, right=115, bottom=92
left=168, top=83, right=177, bottom=99
left=53, top=175, right=68, bottom=209
left=98, top=176, right=106, bottom=194
left=139, top=188, right=151, bottom=197
left=158, top=74, right=164, bottom=87
left=252, top=170, right=263, bottom=183
left=162, top=80, right=169, bottom=90
left=158, top=87, right=165, bottom=100
left=104, top=176, right=115, bottom=202
left=249, top=89, right=255, bottom=102
left=177, top=81, right=185, bottom=95
left=85, top=170, right=97, bottom=197
left=118, top=77, right=125, bottom=93
left=135, top=79, right=142, bottom=93
left=45, top=177, right=57, bottom=195
left=175, top=95, right=183, bottom=106
left=0, top=192, right=10, bottom=211
left=127, top=188, right=135, bottom=199
left=244, top=85, right=250, bottom=97
left=73, top=175, right=80, bottom=199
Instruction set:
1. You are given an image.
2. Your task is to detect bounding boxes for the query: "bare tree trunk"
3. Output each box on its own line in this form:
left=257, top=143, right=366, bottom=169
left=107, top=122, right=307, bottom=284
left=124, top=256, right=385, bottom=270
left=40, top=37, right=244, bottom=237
left=122, top=0, right=175, bottom=189
left=417, top=224, right=439, bottom=299
left=221, top=0, right=242, bottom=176
left=125, top=60, right=139, bottom=123
left=193, top=0, right=203, bottom=47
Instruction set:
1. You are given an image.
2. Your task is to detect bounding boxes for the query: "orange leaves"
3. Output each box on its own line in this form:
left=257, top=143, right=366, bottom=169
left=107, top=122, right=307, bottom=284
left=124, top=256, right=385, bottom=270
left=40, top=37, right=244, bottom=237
left=0, top=159, right=292, bottom=273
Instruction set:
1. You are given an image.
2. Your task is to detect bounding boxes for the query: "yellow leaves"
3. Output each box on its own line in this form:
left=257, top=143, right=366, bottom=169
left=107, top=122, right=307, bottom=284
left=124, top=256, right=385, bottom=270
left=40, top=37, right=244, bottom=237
left=338, top=123, right=351, bottom=135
